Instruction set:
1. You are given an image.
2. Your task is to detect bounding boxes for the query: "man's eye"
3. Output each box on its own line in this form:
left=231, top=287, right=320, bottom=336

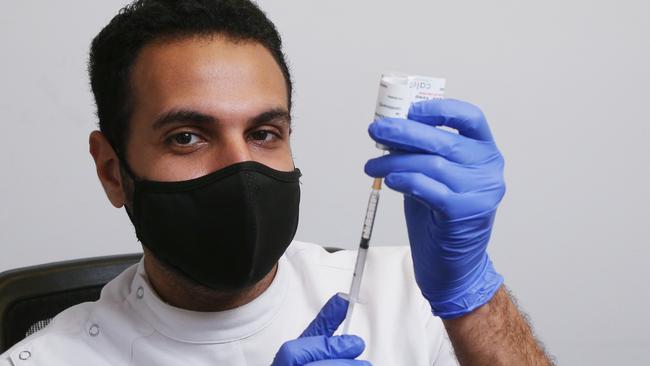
left=171, top=132, right=201, bottom=145
left=250, top=130, right=276, bottom=142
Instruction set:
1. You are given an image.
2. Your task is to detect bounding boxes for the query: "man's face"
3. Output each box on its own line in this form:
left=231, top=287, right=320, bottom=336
left=125, top=35, right=292, bottom=183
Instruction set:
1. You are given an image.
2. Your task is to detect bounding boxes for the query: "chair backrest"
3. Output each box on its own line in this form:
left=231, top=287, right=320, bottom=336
left=0, top=253, right=142, bottom=353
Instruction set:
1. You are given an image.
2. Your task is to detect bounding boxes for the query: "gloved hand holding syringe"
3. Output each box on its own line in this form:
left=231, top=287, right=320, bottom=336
left=341, top=72, right=446, bottom=334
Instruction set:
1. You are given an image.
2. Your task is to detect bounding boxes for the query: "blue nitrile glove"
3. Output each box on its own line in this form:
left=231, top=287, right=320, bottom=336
left=365, top=99, right=506, bottom=319
left=271, top=294, right=371, bottom=366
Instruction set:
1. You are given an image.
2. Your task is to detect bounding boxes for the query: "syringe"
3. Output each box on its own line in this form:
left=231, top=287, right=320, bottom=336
left=341, top=176, right=383, bottom=334
left=341, top=72, right=445, bottom=334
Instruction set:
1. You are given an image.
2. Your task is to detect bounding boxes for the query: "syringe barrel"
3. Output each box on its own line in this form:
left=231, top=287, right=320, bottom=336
left=348, top=246, right=368, bottom=303
left=361, top=189, right=381, bottom=242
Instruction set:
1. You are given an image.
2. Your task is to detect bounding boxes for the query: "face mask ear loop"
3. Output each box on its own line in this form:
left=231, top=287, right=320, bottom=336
left=113, top=146, right=138, bottom=183
left=112, top=145, right=140, bottom=224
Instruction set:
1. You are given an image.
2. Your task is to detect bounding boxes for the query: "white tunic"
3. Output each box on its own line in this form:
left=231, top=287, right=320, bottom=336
left=1, top=241, right=458, bottom=365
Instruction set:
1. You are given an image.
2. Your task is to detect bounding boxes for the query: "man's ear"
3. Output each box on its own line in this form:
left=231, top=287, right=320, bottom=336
left=89, top=130, right=126, bottom=208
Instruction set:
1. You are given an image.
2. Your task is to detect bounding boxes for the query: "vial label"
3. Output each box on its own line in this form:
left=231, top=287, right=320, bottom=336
left=374, top=72, right=446, bottom=150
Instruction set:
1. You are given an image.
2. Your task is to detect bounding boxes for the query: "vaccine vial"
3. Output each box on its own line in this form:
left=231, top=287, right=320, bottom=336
left=373, top=72, right=446, bottom=150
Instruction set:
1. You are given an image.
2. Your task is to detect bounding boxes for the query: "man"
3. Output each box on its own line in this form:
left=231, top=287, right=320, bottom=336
left=1, top=0, right=554, bottom=365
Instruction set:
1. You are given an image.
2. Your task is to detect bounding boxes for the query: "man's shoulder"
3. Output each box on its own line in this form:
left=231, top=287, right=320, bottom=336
left=0, top=262, right=142, bottom=365
left=284, top=240, right=417, bottom=298
left=284, top=241, right=454, bottom=364
left=0, top=302, right=99, bottom=365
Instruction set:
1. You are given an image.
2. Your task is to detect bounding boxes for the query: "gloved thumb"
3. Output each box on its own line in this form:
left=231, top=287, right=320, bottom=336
left=300, top=293, right=349, bottom=338
left=272, top=335, right=366, bottom=366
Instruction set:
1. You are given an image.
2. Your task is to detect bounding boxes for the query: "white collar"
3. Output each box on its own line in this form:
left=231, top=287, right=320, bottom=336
left=126, top=255, right=289, bottom=344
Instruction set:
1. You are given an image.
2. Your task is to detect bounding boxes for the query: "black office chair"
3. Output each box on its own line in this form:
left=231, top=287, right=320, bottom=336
left=0, top=253, right=142, bottom=353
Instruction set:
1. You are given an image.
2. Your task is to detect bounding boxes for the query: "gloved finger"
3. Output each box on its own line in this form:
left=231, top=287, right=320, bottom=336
left=368, top=118, right=499, bottom=165
left=306, top=360, right=372, bottom=365
left=383, top=172, right=456, bottom=217
left=408, top=98, right=494, bottom=142
left=388, top=172, right=505, bottom=219
left=300, top=293, right=349, bottom=338
left=365, top=152, right=503, bottom=194
left=272, top=335, right=366, bottom=366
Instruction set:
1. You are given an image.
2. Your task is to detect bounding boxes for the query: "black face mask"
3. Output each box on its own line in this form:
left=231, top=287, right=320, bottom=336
left=122, top=161, right=301, bottom=291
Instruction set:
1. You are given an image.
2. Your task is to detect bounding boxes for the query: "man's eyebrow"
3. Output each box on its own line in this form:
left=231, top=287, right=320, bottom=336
left=152, top=109, right=215, bottom=130
left=152, top=108, right=291, bottom=130
left=249, top=108, right=291, bottom=126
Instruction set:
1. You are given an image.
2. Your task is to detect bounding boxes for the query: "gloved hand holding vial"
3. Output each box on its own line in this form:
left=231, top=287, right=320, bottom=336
left=366, top=97, right=506, bottom=319
left=345, top=70, right=506, bottom=327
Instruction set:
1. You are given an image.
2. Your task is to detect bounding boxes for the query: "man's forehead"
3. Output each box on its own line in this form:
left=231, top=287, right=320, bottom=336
left=128, top=35, right=289, bottom=126
left=131, top=36, right=284, bottom=92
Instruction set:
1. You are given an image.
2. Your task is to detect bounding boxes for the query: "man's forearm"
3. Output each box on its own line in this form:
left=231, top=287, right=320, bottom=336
left=442, top=286, right=555, bottom=366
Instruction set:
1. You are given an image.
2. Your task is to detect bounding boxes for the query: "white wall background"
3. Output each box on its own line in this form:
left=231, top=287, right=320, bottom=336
left=1, top=1, right=648, bottom=364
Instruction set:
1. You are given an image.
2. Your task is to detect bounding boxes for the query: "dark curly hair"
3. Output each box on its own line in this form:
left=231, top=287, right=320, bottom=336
left=88, top=0, right=292, bottom=159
